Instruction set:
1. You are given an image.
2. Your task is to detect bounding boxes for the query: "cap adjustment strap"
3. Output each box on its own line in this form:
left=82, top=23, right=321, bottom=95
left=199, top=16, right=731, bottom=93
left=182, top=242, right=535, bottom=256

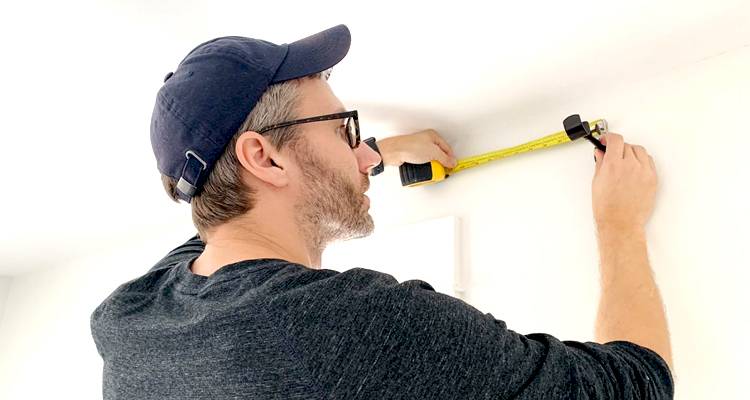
left=176, top=150, right=207, bottom=203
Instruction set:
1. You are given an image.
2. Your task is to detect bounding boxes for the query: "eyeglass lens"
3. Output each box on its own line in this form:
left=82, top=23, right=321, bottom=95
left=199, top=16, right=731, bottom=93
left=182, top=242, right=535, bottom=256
left=347, top=117, right=359, bottom=148
left=345, top=117, right=353, bottom=148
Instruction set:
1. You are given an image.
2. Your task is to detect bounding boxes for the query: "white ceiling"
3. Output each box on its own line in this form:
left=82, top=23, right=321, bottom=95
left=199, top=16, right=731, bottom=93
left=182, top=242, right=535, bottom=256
left=1, top=0, right=749, bottom=276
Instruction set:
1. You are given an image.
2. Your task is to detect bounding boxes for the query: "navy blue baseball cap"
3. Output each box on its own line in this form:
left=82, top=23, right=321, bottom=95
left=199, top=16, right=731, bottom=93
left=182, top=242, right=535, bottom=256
left=150, top=24, right=351, bottom=203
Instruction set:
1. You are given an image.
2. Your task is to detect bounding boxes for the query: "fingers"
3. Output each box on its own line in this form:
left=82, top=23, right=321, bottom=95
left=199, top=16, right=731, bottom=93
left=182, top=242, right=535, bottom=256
left=600, top=133, right=625, bottom=160
left=624, top=143, right=637, bottom=160
left=599, top=132, right=650, bottom=163
left=431, top=131, right=455, bottom=156
left=432, top=144, right=456, bottom=168
left=632, top=145, right=649, bottom=164
left=433, top=149, right=456, bottom=168
left=429, top=130, right=457, bottom=167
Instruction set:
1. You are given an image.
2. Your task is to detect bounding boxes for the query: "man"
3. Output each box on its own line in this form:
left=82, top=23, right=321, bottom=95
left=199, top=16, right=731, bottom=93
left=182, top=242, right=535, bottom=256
left=91, top=25, right=674, bottom=399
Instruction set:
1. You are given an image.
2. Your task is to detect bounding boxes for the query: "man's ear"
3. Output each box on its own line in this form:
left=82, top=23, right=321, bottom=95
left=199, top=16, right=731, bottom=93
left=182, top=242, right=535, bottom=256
left=235, top=131, right=290, bottom=187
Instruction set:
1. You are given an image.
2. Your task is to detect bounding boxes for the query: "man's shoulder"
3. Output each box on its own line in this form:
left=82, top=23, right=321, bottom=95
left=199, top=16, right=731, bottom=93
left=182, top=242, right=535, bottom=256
left=90, top=264, right=175, bottom=334
left=147, top=233, right=205, bottom=274
left=281, top=266, right=424, bottom=295
left=268, top=266, right=439, bottom=318
left=91, top=235, right=204, bottom=327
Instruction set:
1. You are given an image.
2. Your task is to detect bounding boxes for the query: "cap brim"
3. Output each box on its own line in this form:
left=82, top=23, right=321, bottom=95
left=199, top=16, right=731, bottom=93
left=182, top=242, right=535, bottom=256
left=270, top=24, right=351, bottom=84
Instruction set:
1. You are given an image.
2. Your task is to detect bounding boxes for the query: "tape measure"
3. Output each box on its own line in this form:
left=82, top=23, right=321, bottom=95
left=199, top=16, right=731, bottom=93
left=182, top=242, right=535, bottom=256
left=399, top=114, right=609, bottom=187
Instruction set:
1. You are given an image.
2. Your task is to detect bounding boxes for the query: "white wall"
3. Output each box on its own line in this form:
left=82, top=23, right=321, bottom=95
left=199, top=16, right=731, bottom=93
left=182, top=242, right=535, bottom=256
left=0, top=277, right=12, bottom=330
left=0, top=44, right=747, bottom=400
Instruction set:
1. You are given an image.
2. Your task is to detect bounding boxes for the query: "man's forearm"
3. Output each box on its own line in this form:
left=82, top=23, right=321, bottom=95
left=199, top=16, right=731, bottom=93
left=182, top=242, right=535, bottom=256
left=595, top=226, right=673, bottom=371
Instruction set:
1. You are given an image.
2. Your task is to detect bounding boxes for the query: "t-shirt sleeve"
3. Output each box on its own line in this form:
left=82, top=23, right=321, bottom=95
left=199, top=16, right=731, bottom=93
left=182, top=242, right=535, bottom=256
left=276, top=269, right=674, bottom=399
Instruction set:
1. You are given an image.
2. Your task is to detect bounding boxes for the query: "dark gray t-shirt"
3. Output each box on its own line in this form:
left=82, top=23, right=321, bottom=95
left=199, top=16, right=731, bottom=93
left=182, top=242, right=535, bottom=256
left=90, top=234, right=674, bottom=399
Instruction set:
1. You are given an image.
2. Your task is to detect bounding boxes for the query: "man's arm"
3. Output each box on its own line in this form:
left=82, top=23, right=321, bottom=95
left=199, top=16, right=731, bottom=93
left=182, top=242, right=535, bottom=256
left=591, top=132, right=674, bottom=372
left=277, top=269, right=674, bottom=399
left=595, top=225, right=674, bottom=371
left=376, top=129, right=457, bottom=168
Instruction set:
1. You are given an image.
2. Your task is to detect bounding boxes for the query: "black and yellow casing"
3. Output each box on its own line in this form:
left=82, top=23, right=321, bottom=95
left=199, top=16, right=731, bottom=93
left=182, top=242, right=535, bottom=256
left=399, top=161, right=448, bottom=187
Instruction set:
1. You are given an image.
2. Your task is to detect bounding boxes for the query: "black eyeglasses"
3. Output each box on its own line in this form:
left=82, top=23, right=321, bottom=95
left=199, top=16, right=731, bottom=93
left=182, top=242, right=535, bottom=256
left=257, top=110, right=360, bottom=149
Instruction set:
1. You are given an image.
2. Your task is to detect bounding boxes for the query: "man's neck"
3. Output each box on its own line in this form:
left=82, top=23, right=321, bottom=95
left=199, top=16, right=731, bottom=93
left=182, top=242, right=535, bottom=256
left=191, top=214, right=323, bottom=277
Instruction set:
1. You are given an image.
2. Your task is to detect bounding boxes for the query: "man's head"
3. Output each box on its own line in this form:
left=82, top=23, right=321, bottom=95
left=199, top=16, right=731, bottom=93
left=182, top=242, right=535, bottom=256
left=154, top=25, right=381, bottom=247
left=280, top=77, right=380, bottom=248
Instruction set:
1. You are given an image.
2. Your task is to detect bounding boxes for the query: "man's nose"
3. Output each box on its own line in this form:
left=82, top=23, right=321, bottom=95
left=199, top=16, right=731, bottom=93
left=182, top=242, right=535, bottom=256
left=355, top=140, right=382, bottom=175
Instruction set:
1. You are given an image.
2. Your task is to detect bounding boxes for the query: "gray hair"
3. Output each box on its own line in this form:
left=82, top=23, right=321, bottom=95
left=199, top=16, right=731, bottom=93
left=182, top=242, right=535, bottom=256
left=160, top=69, right=330, bottom=240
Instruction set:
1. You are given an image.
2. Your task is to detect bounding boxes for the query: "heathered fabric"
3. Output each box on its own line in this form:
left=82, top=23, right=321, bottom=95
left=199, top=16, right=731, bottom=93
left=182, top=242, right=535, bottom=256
left=90, top=234, right=674, bottom=399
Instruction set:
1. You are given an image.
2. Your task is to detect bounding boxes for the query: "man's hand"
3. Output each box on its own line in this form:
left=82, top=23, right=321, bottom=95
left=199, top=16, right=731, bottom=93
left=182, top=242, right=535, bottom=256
left=376, top=129, right=458, bottom=168
left=592, top=132, right=658, bottom=232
